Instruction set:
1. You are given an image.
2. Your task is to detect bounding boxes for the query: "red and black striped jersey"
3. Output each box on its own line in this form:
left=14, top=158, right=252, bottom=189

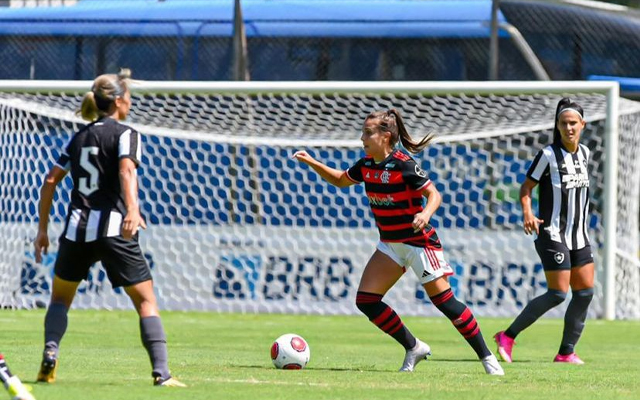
left=346, top=149, right=441, bottom=248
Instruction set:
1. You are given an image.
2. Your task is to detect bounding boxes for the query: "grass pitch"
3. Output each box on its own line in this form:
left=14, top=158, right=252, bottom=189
left=1, top=310, right=638, bottom=400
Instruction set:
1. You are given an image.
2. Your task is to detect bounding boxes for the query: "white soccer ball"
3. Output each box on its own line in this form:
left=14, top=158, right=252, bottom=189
left=270, top=333, right=310, bottom=369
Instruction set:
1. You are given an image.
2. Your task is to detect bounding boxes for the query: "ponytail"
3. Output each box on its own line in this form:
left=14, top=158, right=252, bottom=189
left=366, top=109, right=435, bottom=154
left=392, top=109, right=435, bottom=154
left=79, top=91, right=99, bottom=122
left=77, top=68, right=132, bottom=121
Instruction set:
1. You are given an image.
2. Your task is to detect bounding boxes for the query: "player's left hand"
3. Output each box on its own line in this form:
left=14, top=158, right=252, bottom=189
left=412, top=213, right=430, bottom=233
left=34, top=231, right=49, bottom=263
left=122, top=211, right=146, bottom=240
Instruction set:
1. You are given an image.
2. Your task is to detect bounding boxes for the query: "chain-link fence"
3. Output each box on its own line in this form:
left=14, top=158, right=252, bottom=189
left=501, top=1, right=640, bottom=80
left=0, top=0, right=638, bottom=82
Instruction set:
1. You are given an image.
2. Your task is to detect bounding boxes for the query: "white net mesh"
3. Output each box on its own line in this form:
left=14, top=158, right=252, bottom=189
left=1, top=82, right=639, bottom=319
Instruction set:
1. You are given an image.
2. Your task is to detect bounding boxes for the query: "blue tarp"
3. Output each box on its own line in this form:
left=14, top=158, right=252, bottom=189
left=0, top=0, right=508, bottom=38
left=588, top=75, right=640, bottom=95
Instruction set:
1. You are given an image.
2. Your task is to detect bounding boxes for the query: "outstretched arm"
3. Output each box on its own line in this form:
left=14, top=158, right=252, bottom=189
left=34, top=166, right=68, bottom=263
left=292, top=150, right=355, bottom=188
left=520, top=177, right=543, bottom=235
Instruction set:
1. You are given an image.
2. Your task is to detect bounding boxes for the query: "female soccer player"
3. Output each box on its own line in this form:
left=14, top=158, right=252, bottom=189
left=293, top=109, right=504, bottom=375
left=33, top=69, right=185, bottom=387
left=494, top=98, right=594, bottom=364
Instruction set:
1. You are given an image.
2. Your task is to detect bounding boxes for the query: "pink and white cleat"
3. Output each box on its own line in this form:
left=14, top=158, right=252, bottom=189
left=494, top=331, right=515, bottom=363
left=553, top=353, right=584, bottom=365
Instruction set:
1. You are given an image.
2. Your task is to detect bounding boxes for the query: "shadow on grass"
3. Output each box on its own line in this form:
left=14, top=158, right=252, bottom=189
left=234, top=364, right=388, bottom=372
left=431, top=358, right=532, bottom=363
left=232, top=357, right=530, bottom=373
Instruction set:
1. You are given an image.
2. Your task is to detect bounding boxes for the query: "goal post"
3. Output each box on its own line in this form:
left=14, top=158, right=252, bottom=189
left=603, top=86, right=619, bottom=321
left=1, top=80, right=638, bottom=320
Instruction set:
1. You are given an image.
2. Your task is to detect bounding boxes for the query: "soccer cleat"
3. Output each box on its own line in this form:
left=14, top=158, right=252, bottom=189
left=481, top=354, right=505, bottom=375
left=494, top=331, right=515, bottom=363
left=399, top=339, right=431, bottom=372
left=153, top=376, right=187, bottom=387
left=36, top=351, right=58, bottom=383
left=553, top=353, right=584, bottom=365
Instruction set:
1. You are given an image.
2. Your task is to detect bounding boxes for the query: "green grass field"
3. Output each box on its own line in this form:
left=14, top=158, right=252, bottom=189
left=1, top=310, right=638, bottom=400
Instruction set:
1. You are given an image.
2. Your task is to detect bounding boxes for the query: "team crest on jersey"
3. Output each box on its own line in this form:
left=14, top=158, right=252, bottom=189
left=414, top=165, right=427, bottom=178
left=554, top=252, right=565, bottom=264
left=380, top=171, right=391, bottom=183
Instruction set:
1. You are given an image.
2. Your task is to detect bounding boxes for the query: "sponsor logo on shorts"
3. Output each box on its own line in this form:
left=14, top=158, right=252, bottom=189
left=554, top=252, right=565, bottom=264
left=421, top=270, right=431, bottom=278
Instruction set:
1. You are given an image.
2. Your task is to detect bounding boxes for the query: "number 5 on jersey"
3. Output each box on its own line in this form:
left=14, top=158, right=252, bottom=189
left=79, top=146, right=99, bottom=196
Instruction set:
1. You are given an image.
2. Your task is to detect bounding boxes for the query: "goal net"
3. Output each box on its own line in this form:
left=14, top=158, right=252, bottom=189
left=1, top=81, right=639, bottom=319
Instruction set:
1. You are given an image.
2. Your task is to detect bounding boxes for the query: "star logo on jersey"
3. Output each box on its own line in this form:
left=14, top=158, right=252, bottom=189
left=380, top=171, right=391, bottom=184
left=561, top=159, right=584, bottom=172
left=544, top=225, right=561, bottom=238
left=554, top=252, right=565, bottom=264
left=414, top=165, right=427, bottom=178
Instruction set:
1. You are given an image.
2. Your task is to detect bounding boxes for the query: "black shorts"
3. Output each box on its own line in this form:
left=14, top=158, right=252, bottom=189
left=534, top=239, right=594, bottom=271
left=55, top=236, right=152, bottom=288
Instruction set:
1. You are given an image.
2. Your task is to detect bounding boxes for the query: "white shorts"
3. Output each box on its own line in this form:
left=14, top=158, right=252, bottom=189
left=376, top=241, right=454, bottom=284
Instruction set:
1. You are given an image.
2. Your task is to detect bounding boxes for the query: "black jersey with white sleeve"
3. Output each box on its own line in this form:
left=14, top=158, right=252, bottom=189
left=55, top=117, right=142, bottom=242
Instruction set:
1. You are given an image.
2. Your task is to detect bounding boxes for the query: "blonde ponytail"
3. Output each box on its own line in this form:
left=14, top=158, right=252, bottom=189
left=76, top=68, right=133, bottom=122
left=78, top=91, right=100, bottom=121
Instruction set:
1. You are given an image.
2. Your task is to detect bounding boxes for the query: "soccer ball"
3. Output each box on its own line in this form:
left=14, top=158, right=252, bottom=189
left=270, top=333, right=310, bottom=369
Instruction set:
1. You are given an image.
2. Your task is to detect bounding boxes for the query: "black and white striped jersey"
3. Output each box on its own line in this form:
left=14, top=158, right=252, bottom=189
left=526, top=143, right=591, bottom=250
left=55, top=117, right=142, bottom=242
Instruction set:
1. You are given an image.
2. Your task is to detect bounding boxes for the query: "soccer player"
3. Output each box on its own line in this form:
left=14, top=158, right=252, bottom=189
left=32, top=69, right=185, bottom=387
left=494, top=98, right=595, bottom=365
left=1, top=354, right=35, bottom=400
left=293, top=109, right=504, bottom=375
